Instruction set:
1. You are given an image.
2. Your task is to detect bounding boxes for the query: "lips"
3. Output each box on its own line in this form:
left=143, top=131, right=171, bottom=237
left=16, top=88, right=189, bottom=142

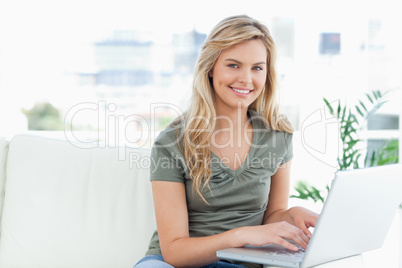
left=229, top=86, right=253, bottom=94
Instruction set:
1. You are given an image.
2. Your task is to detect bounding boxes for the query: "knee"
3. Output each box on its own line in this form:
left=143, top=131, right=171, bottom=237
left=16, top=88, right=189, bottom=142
left=134, top=255, right=174, bottom=268
left=135, top=260, right=172, bottom=268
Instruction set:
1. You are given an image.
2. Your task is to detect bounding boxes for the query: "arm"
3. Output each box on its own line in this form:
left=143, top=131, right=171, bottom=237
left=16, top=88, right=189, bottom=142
left=152, top=181, right=243, bottom=267
left=153, top=179, right=311, bottom=268
left=263, top=160, right=319, bottom=239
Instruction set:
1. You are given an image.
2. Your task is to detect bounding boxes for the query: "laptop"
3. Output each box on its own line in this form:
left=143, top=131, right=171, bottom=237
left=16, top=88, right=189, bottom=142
left=217, top=164, right=402, bottom=268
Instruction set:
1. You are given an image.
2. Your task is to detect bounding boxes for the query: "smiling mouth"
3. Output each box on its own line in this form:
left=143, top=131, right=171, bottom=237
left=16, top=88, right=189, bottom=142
left=230, top=87, right=253, bottom=94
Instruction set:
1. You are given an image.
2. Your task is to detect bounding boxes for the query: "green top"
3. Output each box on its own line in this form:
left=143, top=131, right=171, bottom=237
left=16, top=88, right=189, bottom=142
left=145, top=110, right=293, bottom=267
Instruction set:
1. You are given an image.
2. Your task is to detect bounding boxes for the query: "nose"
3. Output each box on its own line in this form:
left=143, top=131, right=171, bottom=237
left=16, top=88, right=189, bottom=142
left=238, top=69, right=252, bottom=85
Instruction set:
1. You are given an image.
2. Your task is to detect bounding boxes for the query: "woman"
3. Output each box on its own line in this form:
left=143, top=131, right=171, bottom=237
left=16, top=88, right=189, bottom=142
left=135, top=15, right=318, bottom=268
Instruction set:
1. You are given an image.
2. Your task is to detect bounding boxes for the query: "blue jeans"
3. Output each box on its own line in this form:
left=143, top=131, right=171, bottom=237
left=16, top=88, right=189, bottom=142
left=134, top=255, right=248, bottom=268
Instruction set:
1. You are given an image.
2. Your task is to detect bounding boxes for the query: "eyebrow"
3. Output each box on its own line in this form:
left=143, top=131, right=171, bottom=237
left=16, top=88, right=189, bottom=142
left=225, top=58, right=266, bottom=65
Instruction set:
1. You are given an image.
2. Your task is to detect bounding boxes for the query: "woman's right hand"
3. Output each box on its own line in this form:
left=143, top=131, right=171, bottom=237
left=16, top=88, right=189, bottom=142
left=237, top=221, right=310, bottom=251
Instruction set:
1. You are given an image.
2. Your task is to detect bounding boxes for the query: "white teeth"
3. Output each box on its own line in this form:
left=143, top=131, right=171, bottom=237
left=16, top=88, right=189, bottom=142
left=231, top=87, right=251, bottom=94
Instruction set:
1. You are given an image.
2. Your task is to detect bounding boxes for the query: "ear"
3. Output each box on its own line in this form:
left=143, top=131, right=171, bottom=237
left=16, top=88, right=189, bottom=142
left=208, top=70, right=213, bottom=77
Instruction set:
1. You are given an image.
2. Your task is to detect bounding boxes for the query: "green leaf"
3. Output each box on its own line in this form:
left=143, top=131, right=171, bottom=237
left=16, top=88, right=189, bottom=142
left=359, top=100, right=367, bottom=112
left=372, top=139, right=399, bottom=166
left=345, top=139, right=360, bottom=151
left=291, top=181, right=326, bottom=204
left=366, top=93, right=373, bottom=103
left=353, top=153, right=361, bottom=169
left=341, top=106, right=347, bottom=122
left=350, top=114, right=359, bottom=124
left=377, top=156, right=398, bottom=165
left=355, top=105, right=364, bottom=117
left=323, top=98, right=334, bottom=115
left=312, top=187, right=325, bottom=203
left=370, top=151, right=376, bottom=166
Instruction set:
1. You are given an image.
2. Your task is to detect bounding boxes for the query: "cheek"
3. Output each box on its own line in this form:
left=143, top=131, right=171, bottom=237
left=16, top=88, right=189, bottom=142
left=213, top=72, right=232, bottom=89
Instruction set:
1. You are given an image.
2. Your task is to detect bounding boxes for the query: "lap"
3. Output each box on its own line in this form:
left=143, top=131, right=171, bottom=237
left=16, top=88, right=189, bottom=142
left=134, top=255, right=249, bottom=268
left=134, top=255, right=174, bottom=268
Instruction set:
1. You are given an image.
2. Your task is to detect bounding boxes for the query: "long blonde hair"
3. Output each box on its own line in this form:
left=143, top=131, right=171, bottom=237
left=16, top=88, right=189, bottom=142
left=175, top=15, right=293, bottom=202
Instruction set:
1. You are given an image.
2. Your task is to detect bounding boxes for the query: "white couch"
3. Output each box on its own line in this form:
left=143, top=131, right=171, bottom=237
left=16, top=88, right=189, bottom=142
left=0, top=134, right=401, bottom=268
left=0, top=134, right=156, bottom=268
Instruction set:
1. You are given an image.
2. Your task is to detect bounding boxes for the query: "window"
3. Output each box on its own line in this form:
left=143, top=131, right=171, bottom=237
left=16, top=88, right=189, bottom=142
left=0, top=1, right=401, bottom=165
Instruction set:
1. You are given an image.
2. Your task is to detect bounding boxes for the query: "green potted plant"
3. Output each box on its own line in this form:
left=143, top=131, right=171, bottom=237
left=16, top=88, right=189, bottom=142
left=291, top=90, right=399, bottom=203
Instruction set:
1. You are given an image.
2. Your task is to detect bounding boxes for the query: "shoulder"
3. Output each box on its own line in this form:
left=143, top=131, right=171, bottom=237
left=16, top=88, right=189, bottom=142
left=153, top=120, right=185, bottom=148
left=150, top=123, right=187, bottom=183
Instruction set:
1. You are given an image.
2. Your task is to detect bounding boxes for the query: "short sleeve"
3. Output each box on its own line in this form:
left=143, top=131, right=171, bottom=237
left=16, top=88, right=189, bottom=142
left=281, top=132, right=293, bottom=164
left=150, top=131, right=185, bottom=183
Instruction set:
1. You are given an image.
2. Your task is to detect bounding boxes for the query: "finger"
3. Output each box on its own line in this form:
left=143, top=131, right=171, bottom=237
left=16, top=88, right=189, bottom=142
left=300, top=225, right=312, bottom=239
left=306, top=230, right=312, bottom=239
left=294, top=219, right=313, bottom=240
left=290, top=223, right=310, bottom=246
left=280, top=224, right=309, bottom=250
left=276, top=237, right=299, bottom=252
left=305, top=212, right=319, bottom=228
left=310, top=213, right=319, bottom=227
left=289, top=233, right=308, bottom=250
left=303, top=215, right=319, bottom=238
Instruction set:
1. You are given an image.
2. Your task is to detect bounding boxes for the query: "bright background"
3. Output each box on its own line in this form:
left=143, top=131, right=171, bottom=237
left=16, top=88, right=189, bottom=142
left=0, top=0, right=401, bottom=266
left=1, top=0, right=401, bottom=190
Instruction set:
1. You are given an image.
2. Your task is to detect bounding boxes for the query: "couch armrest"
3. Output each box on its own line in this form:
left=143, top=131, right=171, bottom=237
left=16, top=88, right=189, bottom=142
left=0, top=139, right=10, bottom=236
left=0, top=134, right=155, bottom=268
left=400, top=204, right=402, bottom=267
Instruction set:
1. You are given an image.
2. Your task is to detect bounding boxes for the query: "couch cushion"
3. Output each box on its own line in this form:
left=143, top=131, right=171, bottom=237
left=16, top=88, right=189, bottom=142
left=0, top=139, right=9, bottom=235
left=0, top=134, right=155, bottom=268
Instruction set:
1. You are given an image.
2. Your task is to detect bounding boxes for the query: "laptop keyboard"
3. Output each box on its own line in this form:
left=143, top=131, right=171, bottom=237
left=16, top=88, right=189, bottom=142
left=263, top=245, right=306, bottom=261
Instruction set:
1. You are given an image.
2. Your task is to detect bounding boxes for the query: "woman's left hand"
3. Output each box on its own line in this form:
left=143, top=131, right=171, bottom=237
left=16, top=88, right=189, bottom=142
left=287, top=207, right=319, bottom=239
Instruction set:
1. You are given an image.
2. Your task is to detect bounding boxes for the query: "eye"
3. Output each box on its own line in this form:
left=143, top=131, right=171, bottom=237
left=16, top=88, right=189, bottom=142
left=228, top=64, right=239, bottom=68
left=253, top=66, right=263, bottom=71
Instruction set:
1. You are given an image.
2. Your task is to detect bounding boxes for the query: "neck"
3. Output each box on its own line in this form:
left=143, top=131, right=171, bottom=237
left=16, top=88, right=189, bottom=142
left=214, top=105, right=249, bottom=131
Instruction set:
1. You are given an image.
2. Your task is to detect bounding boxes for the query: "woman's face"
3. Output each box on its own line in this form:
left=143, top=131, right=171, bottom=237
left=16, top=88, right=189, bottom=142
left=210, top=39, right=267, bottom=111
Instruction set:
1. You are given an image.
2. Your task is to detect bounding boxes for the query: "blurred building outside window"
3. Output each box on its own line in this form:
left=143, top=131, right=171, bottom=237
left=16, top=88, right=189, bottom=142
left=0, top=1, right=401, bottom=182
